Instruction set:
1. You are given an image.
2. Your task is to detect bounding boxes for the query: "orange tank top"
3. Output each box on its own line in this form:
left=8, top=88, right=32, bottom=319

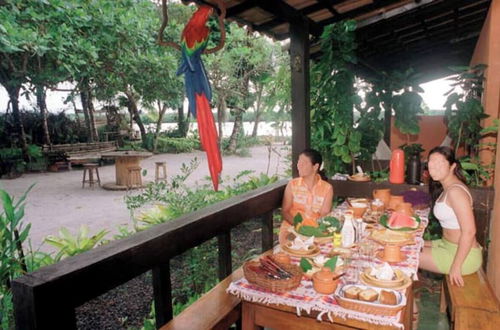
left=289, top=175, right=333, bottom=227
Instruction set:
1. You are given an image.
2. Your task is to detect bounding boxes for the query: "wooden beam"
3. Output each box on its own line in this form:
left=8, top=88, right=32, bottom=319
left=357, top=0, right=489, bottom=40
left=316, top=0, right=340, bottom=17
left=255, top=0, right=324, bottom=36
left=153, top=262, right=173, bottom=327
left=318, top=0, right=403, bottom=31
left=261, top=211, right=274, bottom=252
left=217, top=231, right=232, bottom=280
left=290, top=18, right=310, bottom=177
left=225, top=0, right=259, bottom=17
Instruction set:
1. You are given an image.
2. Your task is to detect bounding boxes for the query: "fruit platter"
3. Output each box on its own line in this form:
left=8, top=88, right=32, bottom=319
left=379, top=212, right=421, bottom=232
left=294, top=213, right=342, bottom=243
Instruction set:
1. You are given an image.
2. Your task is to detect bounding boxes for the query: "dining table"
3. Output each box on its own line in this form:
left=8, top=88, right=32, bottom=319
left=228, top=202, right=429, bottom=330
left=101, top=150, right=153, bottom=190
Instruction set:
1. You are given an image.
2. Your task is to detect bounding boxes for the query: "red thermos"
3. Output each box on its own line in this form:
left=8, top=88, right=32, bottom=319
left=389, top=149, right=405, bottom=184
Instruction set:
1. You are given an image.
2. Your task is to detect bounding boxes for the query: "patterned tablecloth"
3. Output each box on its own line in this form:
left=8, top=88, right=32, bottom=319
left=227, top=205, right=430, bottom=329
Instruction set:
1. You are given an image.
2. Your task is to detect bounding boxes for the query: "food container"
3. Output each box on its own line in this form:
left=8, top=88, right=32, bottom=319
left=350, top=202, right=368, bottom=219
left=243, top=261, right=302, bottom=292
left=335, top=284, right=406, bottom=316
left=273, top=252, right=291, bottom=265
left=373, top=188, right=391, bottom=206
left=388, top=195, right=404, bottom=210
left=312, top=267, right=341, bottom=294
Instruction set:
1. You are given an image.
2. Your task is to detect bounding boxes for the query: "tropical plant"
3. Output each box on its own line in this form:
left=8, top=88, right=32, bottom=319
left=444, top=64, right=488, bottom=156
left=44, top=225, right=109, bottom=261
left=0, top=185, right=33, bottom=289
left=311, top=20, right=360, bottom=175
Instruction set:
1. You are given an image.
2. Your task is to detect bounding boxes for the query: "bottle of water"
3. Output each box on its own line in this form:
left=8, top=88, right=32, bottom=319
left=341, top=212, right=355, bottom=248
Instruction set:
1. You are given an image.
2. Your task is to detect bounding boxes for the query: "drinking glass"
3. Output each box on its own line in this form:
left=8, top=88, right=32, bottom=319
left=359, top=239, right=376, bottom=269
left=343, top=252, right=361, bottom=284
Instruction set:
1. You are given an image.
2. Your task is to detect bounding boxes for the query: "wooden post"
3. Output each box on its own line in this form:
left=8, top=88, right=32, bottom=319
left=218, top=231, right=232, bottom=280
left=152, top=262, right=173, bottom=328
left=261, top=211, right=274, bottom=252
left=290, top=18, right=310, bottom=178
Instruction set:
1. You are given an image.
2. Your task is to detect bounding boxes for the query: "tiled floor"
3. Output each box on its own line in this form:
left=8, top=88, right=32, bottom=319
left=417, top=289, right=450, bottom=329
left=416, top=272, right=450, bottom=330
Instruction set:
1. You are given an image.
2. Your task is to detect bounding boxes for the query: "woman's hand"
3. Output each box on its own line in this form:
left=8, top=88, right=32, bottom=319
left=449, top=264, right=464, bottom=287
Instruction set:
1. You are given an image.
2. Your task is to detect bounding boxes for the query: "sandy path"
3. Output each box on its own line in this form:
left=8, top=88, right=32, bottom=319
left=0, top=144, right=290, bottom=253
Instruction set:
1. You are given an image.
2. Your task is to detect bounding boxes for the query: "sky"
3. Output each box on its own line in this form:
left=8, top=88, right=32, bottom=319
left=0, top=76, right=452, bottom=114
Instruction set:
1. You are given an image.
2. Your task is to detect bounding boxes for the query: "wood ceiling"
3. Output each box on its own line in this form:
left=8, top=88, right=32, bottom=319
left=202, top=0, right=492, bottom=81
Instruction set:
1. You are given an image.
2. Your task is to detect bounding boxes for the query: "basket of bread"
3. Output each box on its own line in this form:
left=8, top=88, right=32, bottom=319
left=243, top=255, right=303, bottom=292
left=335, top=284, right=406, bottom=316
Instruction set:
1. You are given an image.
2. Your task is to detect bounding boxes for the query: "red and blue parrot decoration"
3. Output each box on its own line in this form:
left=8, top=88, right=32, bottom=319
left=177, top=5, right=222, bottom=191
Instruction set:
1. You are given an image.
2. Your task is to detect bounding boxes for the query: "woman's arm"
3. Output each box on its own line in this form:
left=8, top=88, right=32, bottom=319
left=319, top=184, right=334, bottom=217
left=448, top=187, right=476, bottom=287
left=281, top=182, right=294, bottom=225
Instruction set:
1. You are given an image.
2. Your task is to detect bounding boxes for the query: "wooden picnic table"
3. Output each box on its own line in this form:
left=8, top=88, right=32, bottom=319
left=101, top=151, right=152, bottom=190
left=241, top=286, right=414, bottom=329
left=229, top=203, right=428, bottom=330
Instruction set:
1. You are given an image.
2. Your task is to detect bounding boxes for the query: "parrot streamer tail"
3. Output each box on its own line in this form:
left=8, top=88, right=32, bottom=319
left=195, top=93, right=222, bottom=191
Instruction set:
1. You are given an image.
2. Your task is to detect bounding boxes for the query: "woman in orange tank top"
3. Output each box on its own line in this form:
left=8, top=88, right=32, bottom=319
left=279, top=149, right=334, bottom=244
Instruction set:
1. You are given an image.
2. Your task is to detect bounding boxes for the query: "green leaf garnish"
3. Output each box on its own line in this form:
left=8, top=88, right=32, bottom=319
left=293, top=213, right=303, bottom=227
left=324, top=256, right=338, bottom=272
left=300, top=257, right=312, bottom=272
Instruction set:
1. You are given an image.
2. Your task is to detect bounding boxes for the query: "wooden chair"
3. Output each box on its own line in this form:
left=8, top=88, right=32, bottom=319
left=155, top=161, right=167, bottom=183
left=82, top=163, right=101, bottom=188
left=127, top=166, right=142, bottom=189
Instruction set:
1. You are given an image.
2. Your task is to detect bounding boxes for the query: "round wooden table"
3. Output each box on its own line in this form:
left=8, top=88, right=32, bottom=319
left=101, top=151, right=153, bottom=190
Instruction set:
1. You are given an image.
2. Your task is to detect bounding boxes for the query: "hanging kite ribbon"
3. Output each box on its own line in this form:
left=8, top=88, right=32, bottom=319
left=158, top=0, right=226, bottom=191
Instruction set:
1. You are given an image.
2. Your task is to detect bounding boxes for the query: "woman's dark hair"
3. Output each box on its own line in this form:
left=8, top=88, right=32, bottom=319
left=300, top=148, right=328, bottom=181
left=428, top=146, right=467, bottom=203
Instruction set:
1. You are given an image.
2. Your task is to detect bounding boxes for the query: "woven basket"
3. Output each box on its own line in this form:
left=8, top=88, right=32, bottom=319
left=243, top=261, right=302, bottom=292
left=335, top=285, right=406, bottom=316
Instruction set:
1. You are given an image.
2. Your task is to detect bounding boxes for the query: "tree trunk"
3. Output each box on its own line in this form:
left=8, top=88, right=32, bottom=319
left=226, top=107, right=244, bottom=154
left=177, top=105, right=189, bottom=138
left=217, top=97, right=227, bottom=149
left=251, top=85, right=264, bottom=138
left=5, top=84, right=29, bottom=161
left=125, top=91, right=146, bottom=143
left=36, top=85, right=51, bottom=145
left=80, top=82, right=98, bottom=142
left=70, top=97, right=82, bottom=127
left=153, top=101, right=168, bottom=153
left=87, top=88, right=99, bottom=141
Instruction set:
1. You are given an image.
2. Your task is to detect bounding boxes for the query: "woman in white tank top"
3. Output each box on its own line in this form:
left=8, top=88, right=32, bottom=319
left=418, top=146, right=482, bottom=287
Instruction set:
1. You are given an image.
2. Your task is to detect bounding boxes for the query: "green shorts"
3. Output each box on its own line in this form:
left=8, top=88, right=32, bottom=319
left=431, top=238, right=482, bottom=275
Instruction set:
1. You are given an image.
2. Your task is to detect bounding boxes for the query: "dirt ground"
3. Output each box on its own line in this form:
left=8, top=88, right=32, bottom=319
left=0, top=144, right=290, bottom=253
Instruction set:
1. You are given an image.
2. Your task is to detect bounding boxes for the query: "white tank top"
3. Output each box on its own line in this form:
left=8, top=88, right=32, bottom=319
left=433, top=184, right=472, bottom=230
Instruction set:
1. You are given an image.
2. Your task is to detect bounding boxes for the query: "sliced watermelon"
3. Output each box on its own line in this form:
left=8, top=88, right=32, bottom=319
left=380, top=212, right=420, bottom=231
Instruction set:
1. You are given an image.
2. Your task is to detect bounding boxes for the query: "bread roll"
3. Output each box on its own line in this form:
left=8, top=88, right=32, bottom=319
left=379, top=290, right=398, bottom=305
left=344, top=286, right=362, bottom=299
left=358, top=288, right=378, bottom=302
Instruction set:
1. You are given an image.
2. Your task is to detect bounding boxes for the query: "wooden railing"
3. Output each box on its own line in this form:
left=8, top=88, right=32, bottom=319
left=12, top=180, right=287, bottom=329
left=11, top=179, right=494, bottom=329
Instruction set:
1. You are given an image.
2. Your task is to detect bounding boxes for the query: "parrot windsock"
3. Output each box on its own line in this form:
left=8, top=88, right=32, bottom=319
left=177, top=5, right=222, bottom=191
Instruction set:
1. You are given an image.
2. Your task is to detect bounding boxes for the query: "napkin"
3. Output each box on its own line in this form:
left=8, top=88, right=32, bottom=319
left=290, top=235, right=314, bottom=250
left=370, top=262, right=394, bottom=280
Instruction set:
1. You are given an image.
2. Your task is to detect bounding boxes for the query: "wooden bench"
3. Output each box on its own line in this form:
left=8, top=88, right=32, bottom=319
left=440, top=268, right=500, bottom=329
left=161, top=267, right=243, bottom=330
left=43, top=141, right=118, bottom=166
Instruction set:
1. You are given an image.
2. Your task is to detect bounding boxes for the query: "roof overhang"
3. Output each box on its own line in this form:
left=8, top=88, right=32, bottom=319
left=201, top=0, right=491, bottom=82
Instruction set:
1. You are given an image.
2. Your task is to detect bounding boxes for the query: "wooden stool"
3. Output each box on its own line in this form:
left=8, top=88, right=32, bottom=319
left=82, top=163, right=101, bottom=188
left=155, top=161, right=167, bottom=183
left=127, top=166, right=142, bottom=189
